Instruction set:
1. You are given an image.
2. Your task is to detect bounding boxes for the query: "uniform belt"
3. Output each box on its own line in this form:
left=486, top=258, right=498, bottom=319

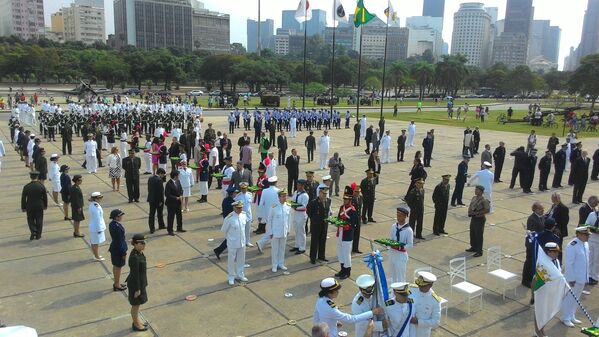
left=294, top=208, right=306, bottom=212
left=391, top=247, right=407, bottom=252
left=222, top=181, right=231, bottom=185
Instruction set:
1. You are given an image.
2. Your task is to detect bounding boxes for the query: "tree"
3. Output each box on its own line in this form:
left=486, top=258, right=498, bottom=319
left=93, top=52, right=129, bottom=89
left=435, top=54, right=469, bottom=96
left=230, top=43, right=246, bottom=55
left=411, top=61, right=435, bottom=100
left=568, top=53, right=599, bottom=111
left=543, top=70, right=570, bottom=93
left=510, top=65, right=534, bottom=95
left=386, top=60, right=409, bottom=99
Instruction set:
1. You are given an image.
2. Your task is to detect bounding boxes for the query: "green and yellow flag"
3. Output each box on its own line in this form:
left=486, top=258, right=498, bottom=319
left=354, top=0, right=375, bottom=28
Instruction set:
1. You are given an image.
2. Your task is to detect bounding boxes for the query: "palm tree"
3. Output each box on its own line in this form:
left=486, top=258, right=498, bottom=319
left=435, top=54, right=469, bottom=97
left=411, top=61, right=435, bottom=100
left=387, top=61, right=409, bottom=100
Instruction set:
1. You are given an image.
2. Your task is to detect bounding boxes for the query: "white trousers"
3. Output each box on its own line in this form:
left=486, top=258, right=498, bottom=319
left=257, top=233, right=271, bottom=249
left=144, top=153, right=152, bottom=173
left=86, top=155, right=97, bottom=173
left=102, top=135, right=108, bottom=149
left=336, top=237, right=352, bottom=267
left=589, top=239, right=599, bottom=280
left=561, top=281, right=584, bottom=321
left=319, top=152, right=328, bottom=169
left=293, top=213, right=307, bottom=251
left=199, top=181, right=208, bottom=195
left=245, top=218, right=252, bottom=245
left=407, top=133, right=415, bottom=146
left=227, top=246, right=246, bottom=280
left=388, top=250, right=409, bottom=283
left=271, top=237, right=287, bottom=269
left=290, top=127, right=296, bottom=138
left=381, top=148, right=390, bottom=163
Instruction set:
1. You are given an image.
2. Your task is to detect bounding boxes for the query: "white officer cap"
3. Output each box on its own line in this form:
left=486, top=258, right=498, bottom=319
left=90, top=191, right=103, bottom=198
left=322, top=175, right=332, bottom=181
left=320, top=277, right=341, bottom=291
left=50, top=153, right=59, bottom=159
left=483, top=161, right=492, bottom=167
left=267, top=176, right=278, bottom=183
left=356, top=274, right=375, bottom=289
left=415, top=271, right=437, bottom=286
left=390, top=282, right=410, bottom=293
left=544, top=242, right=560, bottom=252
left=575, top=226, right=590, bottom=234
left=231, top=200, right=243, bottom=207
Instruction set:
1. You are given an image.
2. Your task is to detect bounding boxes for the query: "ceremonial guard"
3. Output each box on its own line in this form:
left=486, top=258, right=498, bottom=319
left=335, top=191, right=358, bottom=279
left=360, top=169, right=377, bottom=224
left=21, top=171, right=47, bottom=240
left=560, top=227, right=590, bottom=327
left=313, top=277, right=383, bottom=337
left=222, top=200, right=249, bottom=285
left=290, top=180, right=309, bottom=254
left=432, top=175, right=450, bottom=235
left=307, top=187, right=332, bottom=264
left=197, top=148, right=209, bottom=203
left=220, top=156, right=235, bottom=199
left=351, top=184, right=364, bottom=254
left=122, top=149, right=141, bottom=203
left=406, top=179, right=426, bottom=240
left=352, top=275, right=385, bottom=337
left=397, top=129, right=407, bottom=161
left=267, top=189, right=291, bottom=273
left=409, top=272, right=442, bottom=337
left=388, top=207, right=414, bottom=283
left=318, top=130, right=330, bottom=170
left=386, top=282, right=414, bottom=337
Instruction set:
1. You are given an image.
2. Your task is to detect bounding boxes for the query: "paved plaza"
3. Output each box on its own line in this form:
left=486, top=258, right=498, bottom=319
left=0, top=112, right=598, bottom=337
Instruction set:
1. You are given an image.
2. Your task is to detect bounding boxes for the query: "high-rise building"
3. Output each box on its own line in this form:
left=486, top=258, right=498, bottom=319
left=406, top=16, right=442, bottom=34
left=527, top=20, right=561, bottom=66
left=55, top=2, right=105, bottom=45
left=578, top=0, right=599, bottom=63
left=406, top=17, right=444, bottom=61
left=423, top=0, right=445, bottom=19
left=114, top=0, right=193, bottom=50
left=324, top=25, right=355, bottom=52
left=191, top=1, right=230, bottom=53
left=282, top=10, right=301, bottom=32
left=305, top=9, right=327, bottom=37
left=246, top=19, right=274, bottom=53
left=0, top=0, right=45, bottom=39
left=451, top=3, right=493, bottom=68
left=492, top=0, right=533, bottom=68
left=74, top=0, right=104, bottom=7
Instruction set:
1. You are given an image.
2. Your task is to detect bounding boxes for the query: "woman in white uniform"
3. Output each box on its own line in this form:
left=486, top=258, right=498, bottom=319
left=178, top=160, right=194, bottom=212
left=48, top=154, right=61, bottom=205
left=88, top=192, right=107, bottom=261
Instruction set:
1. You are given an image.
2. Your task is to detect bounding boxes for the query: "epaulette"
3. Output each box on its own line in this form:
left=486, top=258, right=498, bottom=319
left=431, top=290, right=441, bottom=302
left=225, top=213, right=233, bottom=218
left=326, top=299, right=336, bottom=308
left=272, top=204, right=277, bottom=208
left=409, top=283, right=418, bottom=288
left=385, top=299, right=395, bottom=306
left=356, top=296, right=364, bottom=305
left=571, top=240, right=577, bottom=245
left=94, top=203, right=99, bottom=207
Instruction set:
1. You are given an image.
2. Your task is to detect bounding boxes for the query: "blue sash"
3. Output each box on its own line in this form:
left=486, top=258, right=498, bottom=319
left=397, top=302, right=412, bottom=337
left=363, top=251, right=389, bottom=301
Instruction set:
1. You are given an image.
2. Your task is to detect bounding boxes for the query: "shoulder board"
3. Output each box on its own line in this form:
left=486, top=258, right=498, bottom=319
left=431, top=290, right=441, bottom=302
left=272, top=204, right=277, bottom=208
left=570, top=240, right=577, bottom=245
left=356, top=296, right=364, bottom=305
left=385, top=299, right=395, bottom=306
left=94, top=203, right=99, bottom=207
left=326, top=299, right=336, bottom=308
left=409, top=283, right=418, bottom=288
left=226, top=213, right=233, bottom=218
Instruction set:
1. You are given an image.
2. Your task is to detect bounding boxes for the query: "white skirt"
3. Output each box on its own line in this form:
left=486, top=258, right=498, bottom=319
left=52, top=180, right=61, bottom=193
left=182, top=186, right=191, bottom=197
left=199, top=181, right=208, bottom=195
left=89, top=229, right=106, bottom=245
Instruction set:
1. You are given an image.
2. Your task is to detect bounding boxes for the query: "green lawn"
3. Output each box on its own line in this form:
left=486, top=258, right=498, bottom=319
left=365, top=109, right=597, bottom=138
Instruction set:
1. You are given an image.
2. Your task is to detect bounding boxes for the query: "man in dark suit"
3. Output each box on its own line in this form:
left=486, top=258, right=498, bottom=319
left=353, top=122, right=360, bottom=146
left=568, top=141, right=583, bottom=186
left=147, top=168, right=166, bottom=233
left=451, top=156, right=469, bottom=206
left=492, top=141, right=505, bottom=182
left=285, top=148, right=300, bottom=193
left=547, top=192, right=569, bottom=257
left=579, top=196, right=598, bottom=225
left=592, top=144, right=599, bottom=181
left=360, top=169, right=377, bottom=224
left=237, top=132, right=251, bottom=159
left=364, top=125, right=373, bottom=154
left=572, top=151, right=591, bottom=204
left=61, top=122, right=73, bottom=155
left=422, top=132, right=433, bottom=167
left=304, top=131, right=315, bottom=163
left=165, top=170, right=185, bottom=235
left=21, top=171, right=47, bottom=240
left=432, top=175, right=451, bottom=235
left=122, top=149, right=142, bottom=202
left=307, top=187, right=332, bottom=264
left=526, top=202, right=545, bottom=232
left=231, top=161, right=252, bottom=190
left=168, top=137, right=181, bottom=172
left=538, top=150, right=552, bottom=191
left=397, top=129, right=406, bottom=162
left=552, top=144, right=567, bottom=188
left=546, top=133, right=559, bottom=156
left=276, top=131, right=288, bottom=164
left=509, top=146, right=528, bottom=189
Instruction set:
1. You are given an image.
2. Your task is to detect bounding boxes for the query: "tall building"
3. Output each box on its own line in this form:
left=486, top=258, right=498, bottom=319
left=406, top=17, right=444, bottom=61
left=191, top=1, right=230, bottom=53
left=422, top=0, right=445, bottom=19
left=282, top=10, right=301, bottom=32
left=58, top=2, right=105, bottom=45
left=74, top=0, right=104, bottom=7
left=492, top=0, right=533, bottom=68
left=578, top=0, right=599, bottom=63
left=527, top=20, right=561, bottom=66
left=451, top=3, right=493, bottom=68
left=304, top=9, right=326, bottom=37
left=406, top=16, right=442, bottom=34
left=114, top=0, right=193, bottom=50
left=246, top=19, right=274, bottom=53
left=0, top=0, right=45, bottom=39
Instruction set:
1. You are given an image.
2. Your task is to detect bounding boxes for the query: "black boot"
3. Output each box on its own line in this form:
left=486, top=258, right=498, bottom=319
left=334, top=264, right=344, bottom=277
left=340, top=267, right=351, bottom=279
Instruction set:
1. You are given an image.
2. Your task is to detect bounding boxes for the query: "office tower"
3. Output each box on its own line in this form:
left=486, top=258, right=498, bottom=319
left=0, top=0, right=45, bottom=39
left=191, top=1, right=230, bottom=53
left=528, top=20, right=561, bottom=65
left=282, top=10, right=301, bottom=32
left=451, top=3, right=493, bottom=68
left=407, top=17, right=444, bottom=61
left=247, top=19, right=274, bottom=53
left=578, top=0, right=599, bottom=62
left=423, top=0, right=445, bottom=19
left=59, top=2, right=105, bottom=44
left=305, top=9, right=326, bottom=37
left=492, top=0, right=533, bottom=68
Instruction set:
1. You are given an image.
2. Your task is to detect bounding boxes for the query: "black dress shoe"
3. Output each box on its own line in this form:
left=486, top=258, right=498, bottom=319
left=361, top=218, right=368, bottom=224
left=440, top=231, right=449, bottom=234
left=64, top=217, right=72, bottom=221
left=352, top=250, right=363, bottom=254
left=158, top=226, right=166, bottom=230
left=150, top=229, right=155, bottom=234
left=458, top=203, right=466, bottom=206
left=368, top=219, right=376, bottom=223
left=289, top=247, right=298, bottom=252
left=30, top=234, right=35, bottom=240
left=465, top=248, right=476, bottom=252
left=415, top=236, right=426, bottom=240
left=310, top=260, right=316, bottom=264
left=168, top=232, right=175, bottom=236
left=295, top=250, right=305, bottom=255
left=73, top=232, right=85, bottom=238
left=450, top=204, right=456, bottom=207
left=213, top=248, right=221, bottom=260
left=132, top=324, right=148, bottom=332
left=176, top=229, right=187, bottom=233
left=589, top=278, right=598, bottom=285
left=318, top=258, right=329, bottom=262
left=433, top=232, right=440, bottom=236
left=113, top=285, right=127, bottom=291
left=473, top=252, right=483, bottom=257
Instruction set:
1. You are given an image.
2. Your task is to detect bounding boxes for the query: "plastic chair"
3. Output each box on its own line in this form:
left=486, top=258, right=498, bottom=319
left=487, top=246, right=519, bottom=300
left=449, top=257, right=483, bottom=314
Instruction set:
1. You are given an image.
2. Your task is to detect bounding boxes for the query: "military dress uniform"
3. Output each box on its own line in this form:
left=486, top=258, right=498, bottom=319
left=221, top=201, right=248, bottom=285
left=21, top=175, right=48, bottom=239
left=432, top=178, right=450, bottom=235
left=335, top=199, right=357, bottom=279
left=290, top=187, right=310, bottom=252
left=352, top=275, right=385, bottom=337
left=388, top=213, right=414, bottom=283
left=127, top=247, right=148, bottom=306
left=307, top=191, right=332, bottom=263
left=406, top=182, right=425, bottom=238
left=409, top=272, right=442, bottom=337
left=360, top=173, right=376, bottom=223
left=560, top=227, right=590, bottom=326
left=88, top=200, right=106, bottom=245
left=386, top=282, right=414, bottom=337
left=267, top=194, right=291, bottom=272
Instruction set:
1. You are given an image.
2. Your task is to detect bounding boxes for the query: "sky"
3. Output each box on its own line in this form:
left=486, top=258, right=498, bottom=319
left=43, top=0, right=589, bottom=70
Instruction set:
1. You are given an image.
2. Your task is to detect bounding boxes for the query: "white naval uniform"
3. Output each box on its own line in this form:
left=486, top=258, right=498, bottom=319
left=27, top=139, right=34, bottom=166
left=380, top=134, right=392, bottom=163
left=49, top=162, right=61, bottom=193
left=0, top=140, right=5, bottom=172
left=351, top=292, right=385, bottom=337
left=467, top=168, right=494, bottom=212
left=291, top=190, right=309, bottom=251
left=319, top=135, right=330, bottom=170
left=385, top=298, right=414, bottom=337
left=388, top=222, right=414, bottom=283
left=234, top=191, right=254, bottom=244
left=561, top=237, right=590, bottom=322
left=265, top=159, right=277, bottom=178
left=119, top=133, right=128, bottom=162
left=407, top=124, right=416, bottom=146
left=267, top=201, right=291, bottom=270
left=290, top=117, right=297, bottom=137
left=409, top=288, right=441, bottom=337
left=221, top=211, right=248, bottom=281
left=84, top=140, right=98, bottom=173
left=143, top=141, right=152, bottom=173
left=178, top=167, right=194, bottom=197
left=314, top=296, right=373, bottom=337
left=154, top=127, right=165, bottom=139
left=585, top=212, right=599, bottom=281
left=88, top=202, right=106, bottom=245
left=360, top=117, right=367, bottom=139
left=256, top=186, right=281, bottom=249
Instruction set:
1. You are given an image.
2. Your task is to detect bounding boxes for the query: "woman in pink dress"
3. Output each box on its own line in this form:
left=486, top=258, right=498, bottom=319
left=151, top=137, right=160, bottom=174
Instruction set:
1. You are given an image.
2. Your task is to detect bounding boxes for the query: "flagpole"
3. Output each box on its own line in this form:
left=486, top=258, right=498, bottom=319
left=380, top=1, right=390, bottom=120
left=330, top=4, right=336, bottom=118
left=301, top=3, right=308, bottom=109
left=356, top=25, right=363, bottom=122
left=257, top=0, right=261, bottom=57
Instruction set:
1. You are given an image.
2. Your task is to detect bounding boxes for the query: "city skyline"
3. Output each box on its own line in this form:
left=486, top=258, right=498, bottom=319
left=42, top=0, right=589, bottom=69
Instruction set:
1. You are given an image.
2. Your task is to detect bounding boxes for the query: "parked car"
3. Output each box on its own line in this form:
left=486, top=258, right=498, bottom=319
left=188, top=90, right=204, bottom=96
left=122, top=88, right=141, bottom=96
left=209, top=90, right=222, bottom=96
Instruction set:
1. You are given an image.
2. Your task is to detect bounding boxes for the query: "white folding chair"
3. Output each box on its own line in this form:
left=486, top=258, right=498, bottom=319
left=412, top=266, right=449, bottom=321
left=449, top=257, right=483, bottom=314
left=487, top=246, right=519, bottom=300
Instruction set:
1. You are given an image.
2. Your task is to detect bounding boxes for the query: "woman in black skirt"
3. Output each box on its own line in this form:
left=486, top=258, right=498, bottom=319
left=108, top=209, right=127, bottom=292
left=70, top=175, right=85, bottom=237
left=60, top=165, right=71, bottom=220
left=128, top=233, right=148, bottom=331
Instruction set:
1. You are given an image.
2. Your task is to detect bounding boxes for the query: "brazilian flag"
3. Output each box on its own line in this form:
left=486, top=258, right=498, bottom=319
left=354, top=0, right=375, bottom=28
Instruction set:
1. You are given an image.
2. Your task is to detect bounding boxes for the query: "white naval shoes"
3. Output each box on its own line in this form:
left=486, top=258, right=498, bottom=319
left=246, top=242, right=254, bottom=247
left=279, top=265, right=288, bottom=271
left=571, top=318, right=582, bottom=324
left=228, top=279, right=234, bottom=286
left=561, top=320, right=575, bottom=328
left=272, top=267, right=277, bottom=273
left=93, top=256, right=105, bottom=262
left=238, top=276, right=248, bottom=282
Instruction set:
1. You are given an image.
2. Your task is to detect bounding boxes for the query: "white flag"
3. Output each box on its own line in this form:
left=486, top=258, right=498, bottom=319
left=534, top=245, right=570, bottom=329
left=333, top=0, right=347, bottom=22
left=384, top=1, right=399, bottom=25
left=295, top=0, right=312, bottom=23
